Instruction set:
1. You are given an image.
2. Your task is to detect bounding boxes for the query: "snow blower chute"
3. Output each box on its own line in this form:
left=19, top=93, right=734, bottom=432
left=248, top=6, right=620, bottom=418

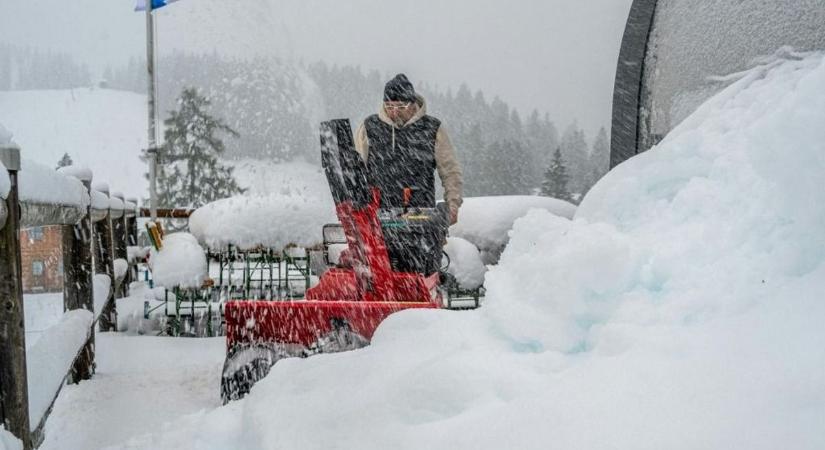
left=221, top=119, right=449, bottom=403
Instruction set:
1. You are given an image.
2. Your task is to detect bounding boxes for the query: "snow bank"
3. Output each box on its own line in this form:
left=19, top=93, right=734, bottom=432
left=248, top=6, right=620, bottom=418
left=450, top=195, right=576, bottom=264
left=0, top=427, right=22, bottom=450
left=150, top=233, right=207, bottom=289
left=26, top=309, right=93, bottom=429
left=190, top=193, right=336, bottom=250
left=108, top=53, right=825, bottom=450
left=443, top=237, right=486, bottom=289
left=19, top=159, right=89, bottom=208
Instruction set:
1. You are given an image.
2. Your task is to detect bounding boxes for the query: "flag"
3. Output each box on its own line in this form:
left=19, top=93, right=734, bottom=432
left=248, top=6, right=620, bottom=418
left=134, top=0, right=179, bottom=12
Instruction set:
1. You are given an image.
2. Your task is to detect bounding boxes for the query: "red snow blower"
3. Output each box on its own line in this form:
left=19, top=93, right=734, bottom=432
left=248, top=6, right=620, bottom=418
left=221, top=119, right=449, bottom=403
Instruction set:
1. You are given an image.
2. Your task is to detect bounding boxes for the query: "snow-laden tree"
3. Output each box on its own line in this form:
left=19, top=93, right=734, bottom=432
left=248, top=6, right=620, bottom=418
left=541, top=147, right=573, bottom=202
left=151, top=87, right=244, bottom=210
left=559, top=122, right=589, bottom=196
left=583, top=126, right=610, bottom=193
left=56, top=152, right=73, bottom=169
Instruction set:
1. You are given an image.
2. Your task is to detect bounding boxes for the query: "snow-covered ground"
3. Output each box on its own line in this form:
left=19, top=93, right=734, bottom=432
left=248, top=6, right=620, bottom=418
left=38, top=334, right=225, bottom=450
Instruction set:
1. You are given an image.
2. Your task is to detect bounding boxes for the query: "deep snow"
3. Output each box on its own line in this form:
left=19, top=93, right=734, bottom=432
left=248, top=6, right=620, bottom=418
left=87, top=51, right=825, bottom=450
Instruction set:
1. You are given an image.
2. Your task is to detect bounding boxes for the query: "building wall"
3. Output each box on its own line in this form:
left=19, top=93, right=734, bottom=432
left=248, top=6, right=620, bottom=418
left=20, top=225, right=63, bottom=294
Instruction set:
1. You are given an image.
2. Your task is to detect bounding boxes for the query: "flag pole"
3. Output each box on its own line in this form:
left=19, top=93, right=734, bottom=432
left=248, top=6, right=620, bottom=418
left=146, top=0, right=158, bottom=221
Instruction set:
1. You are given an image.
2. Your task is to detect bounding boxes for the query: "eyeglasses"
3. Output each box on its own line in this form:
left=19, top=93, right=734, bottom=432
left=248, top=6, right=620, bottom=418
left=384, top=102, right=413, bottom=111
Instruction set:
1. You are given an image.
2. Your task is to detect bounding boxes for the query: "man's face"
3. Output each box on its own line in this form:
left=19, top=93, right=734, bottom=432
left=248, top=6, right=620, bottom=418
left=384, top=101, right=417, bottom=126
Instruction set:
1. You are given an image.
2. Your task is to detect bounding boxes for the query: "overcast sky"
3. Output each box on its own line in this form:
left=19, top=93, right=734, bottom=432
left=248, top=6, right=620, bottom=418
left=0, top=0, right=632, bottom=136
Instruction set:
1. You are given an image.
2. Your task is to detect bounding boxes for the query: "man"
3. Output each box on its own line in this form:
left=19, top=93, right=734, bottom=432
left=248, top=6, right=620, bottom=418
left=355, top=73, right=463, bottom=225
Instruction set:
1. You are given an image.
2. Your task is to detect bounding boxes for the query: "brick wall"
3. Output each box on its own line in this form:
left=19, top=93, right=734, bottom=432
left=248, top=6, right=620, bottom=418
left=20, top=226, right=63, bottom=294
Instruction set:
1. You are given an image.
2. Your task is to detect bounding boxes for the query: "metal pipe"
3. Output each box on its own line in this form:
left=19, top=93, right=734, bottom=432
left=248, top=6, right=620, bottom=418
left=146, top=0, right=158, bottom=222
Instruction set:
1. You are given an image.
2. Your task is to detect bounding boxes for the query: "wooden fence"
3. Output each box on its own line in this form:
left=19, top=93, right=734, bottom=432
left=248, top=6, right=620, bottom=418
left=0, top=143, right=138, bottom=449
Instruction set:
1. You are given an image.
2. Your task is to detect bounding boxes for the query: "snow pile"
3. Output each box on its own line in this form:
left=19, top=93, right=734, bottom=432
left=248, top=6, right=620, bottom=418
left=0, top=427, right=22, bottom=450
left=114, top=258, right=129, bottom=282
left=108, top=53, right=825, bottom=450
left=443, top=237, right=486, bottom=289
left=190, top=193, right=336, bottom=250
left=94, top=274, right=111, bottom=318
left=150, top=233, right=207, bottom=289
left=26, top=309, right=93, bottom=429
left=19, top=158, right=89, bottom=208
left=450, top=195, right=576, bottom=264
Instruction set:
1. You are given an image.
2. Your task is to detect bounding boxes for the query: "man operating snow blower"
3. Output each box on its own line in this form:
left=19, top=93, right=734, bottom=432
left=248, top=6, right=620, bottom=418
left=356, top=73, right=463, bottom=225
left=354, top=73, right=463, bottom=274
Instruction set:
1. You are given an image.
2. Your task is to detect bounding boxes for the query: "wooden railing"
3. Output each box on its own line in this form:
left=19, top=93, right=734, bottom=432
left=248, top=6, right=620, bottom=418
left=0, top=143, right=138, bottom=449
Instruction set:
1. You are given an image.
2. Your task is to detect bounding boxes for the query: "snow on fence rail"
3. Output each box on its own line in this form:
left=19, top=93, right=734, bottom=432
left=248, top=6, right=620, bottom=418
left=0, top=140, right=139, bottom=450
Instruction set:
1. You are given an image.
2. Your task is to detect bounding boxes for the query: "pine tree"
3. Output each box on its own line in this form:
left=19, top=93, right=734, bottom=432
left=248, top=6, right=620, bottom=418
left=56, top=153, right=73, bottom=169
left=541, top=147, right=573, bottom=202
left=150, top=87, right=244, bottom=210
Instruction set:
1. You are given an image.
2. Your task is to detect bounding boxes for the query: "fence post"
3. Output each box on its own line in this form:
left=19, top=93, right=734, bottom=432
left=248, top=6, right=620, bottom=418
left=111, top=192, right=128, bottom=299
left=63, top=173, right=95, bottom=382
left=0, top=144, right=33, bottom=450
left=93, top=185, right=117, bottom=332
left=126, top=198, right=139, bottom=284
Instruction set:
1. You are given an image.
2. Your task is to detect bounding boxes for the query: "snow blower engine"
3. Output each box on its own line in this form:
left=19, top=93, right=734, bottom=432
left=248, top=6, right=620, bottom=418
left=220, top=119, right=449, bottom=403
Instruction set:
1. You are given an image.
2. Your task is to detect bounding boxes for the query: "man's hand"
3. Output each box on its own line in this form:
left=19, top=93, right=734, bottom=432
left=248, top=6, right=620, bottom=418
left=449, top=208, right=459, bottom=225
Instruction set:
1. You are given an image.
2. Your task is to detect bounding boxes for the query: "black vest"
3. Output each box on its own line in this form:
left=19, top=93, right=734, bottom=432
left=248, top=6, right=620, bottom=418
left=364, top=114, right=440, bottom=208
